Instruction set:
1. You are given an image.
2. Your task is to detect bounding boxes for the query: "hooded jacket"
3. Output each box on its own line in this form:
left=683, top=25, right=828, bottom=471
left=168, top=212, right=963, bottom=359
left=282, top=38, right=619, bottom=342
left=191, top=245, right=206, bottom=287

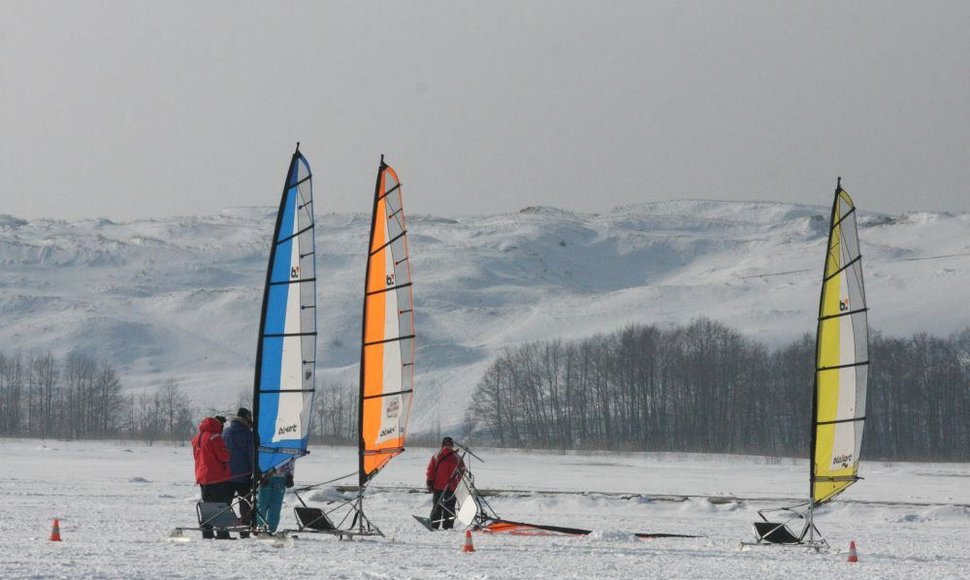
left=426, top=447, right=466, bottom=492
left=191, top=417, right=231, bottom=485
left=223, top=416, right=254, bottom=483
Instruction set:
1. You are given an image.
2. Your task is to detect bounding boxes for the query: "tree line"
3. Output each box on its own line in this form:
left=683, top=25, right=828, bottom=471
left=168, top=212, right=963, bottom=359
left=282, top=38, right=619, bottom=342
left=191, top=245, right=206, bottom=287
left=0, top=349, right=361, bottom=445
left=0, top=350, right=196, bottom=443
left=464, top=319, right=970, bottom=461
left=4, top=321, right=967, bottom=461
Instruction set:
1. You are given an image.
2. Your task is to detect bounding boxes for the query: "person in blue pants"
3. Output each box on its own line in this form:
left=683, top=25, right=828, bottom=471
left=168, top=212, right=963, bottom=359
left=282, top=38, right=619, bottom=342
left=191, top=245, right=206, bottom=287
left=256, top=459, right=294, bottom=533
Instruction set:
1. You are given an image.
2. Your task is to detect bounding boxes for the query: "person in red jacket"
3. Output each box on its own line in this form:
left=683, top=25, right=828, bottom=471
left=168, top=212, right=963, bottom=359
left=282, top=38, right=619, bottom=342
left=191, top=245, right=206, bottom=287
left=425, top=436, right=466, bottom=530
left=191, top=415, right=232, bottom=539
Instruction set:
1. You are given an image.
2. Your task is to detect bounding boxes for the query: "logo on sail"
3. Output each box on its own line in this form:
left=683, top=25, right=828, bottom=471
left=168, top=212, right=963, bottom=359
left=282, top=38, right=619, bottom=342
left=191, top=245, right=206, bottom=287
left=277, top=423, right=298, bottom=436
left=385, top=398, right=400, bottom=419
left=291, top=265, right=301, bottom=279
left=833, top=453, right=853, bottom=468
left=386, top=273, right=395, bottom=286
left=839, top=297, right=849, bottom=311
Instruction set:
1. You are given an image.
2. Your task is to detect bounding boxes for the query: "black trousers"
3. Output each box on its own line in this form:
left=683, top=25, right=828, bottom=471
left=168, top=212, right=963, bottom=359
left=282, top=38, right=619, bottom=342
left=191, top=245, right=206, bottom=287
left=431, top=490, right=457, bottom=530
left=228, top=480, right=253, bottom=537
left=200, top=483, right=232, bottom=539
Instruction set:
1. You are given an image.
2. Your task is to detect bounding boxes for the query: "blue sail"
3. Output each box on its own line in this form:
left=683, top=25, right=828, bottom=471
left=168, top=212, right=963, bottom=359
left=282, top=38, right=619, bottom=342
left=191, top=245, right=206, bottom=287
left=253, top=146, right=317, bottom=474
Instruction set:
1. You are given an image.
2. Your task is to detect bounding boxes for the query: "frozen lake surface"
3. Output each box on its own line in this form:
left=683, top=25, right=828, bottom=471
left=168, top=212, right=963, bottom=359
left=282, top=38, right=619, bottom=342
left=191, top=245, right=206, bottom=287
left=2, top=438, right=969, bottom=579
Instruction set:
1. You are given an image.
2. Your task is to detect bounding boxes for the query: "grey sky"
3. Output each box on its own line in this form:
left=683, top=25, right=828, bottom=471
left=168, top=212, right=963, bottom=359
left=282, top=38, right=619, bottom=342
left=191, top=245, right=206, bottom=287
left=2, top=1, right=968, bottom=220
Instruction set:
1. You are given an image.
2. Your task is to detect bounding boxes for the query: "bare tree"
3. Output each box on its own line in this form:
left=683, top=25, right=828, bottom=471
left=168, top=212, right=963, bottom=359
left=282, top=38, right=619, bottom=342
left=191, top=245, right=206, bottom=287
left=22, top=351, right=59, bottom=438
left=158, top=379, right=193, bottom=440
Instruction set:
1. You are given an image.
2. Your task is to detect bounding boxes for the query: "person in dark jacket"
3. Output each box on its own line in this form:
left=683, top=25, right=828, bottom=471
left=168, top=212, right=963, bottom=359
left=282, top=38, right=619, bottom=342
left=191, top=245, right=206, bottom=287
left=425, top=436, right=466, bottom=530
left=191, top=415, right=231, bottom=539
left=223, top=407, right=255, bottom=536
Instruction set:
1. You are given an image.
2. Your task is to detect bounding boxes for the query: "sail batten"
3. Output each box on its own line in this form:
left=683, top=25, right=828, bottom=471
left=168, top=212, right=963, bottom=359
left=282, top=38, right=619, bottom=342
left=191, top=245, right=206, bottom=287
left=365, top=282, right=413, bottom=296
left=810, top=182, right=869, bottom=507
left=252, top=146, right=318, bottom=477
left=818, top=308, right=868, bottom=322
left=358, top=159, right=415, bottom=487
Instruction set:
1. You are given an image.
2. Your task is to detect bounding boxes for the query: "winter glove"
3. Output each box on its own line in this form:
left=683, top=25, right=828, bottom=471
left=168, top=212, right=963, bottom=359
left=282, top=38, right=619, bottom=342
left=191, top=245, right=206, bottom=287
left=285, top=473, right=294, bottom=488
left=426, top=480, right=434, bottom=493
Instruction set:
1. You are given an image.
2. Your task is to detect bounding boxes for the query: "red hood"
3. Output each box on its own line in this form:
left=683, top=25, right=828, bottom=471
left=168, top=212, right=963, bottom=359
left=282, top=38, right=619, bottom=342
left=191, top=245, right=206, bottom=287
left=198, top=417, right=224, bottom=434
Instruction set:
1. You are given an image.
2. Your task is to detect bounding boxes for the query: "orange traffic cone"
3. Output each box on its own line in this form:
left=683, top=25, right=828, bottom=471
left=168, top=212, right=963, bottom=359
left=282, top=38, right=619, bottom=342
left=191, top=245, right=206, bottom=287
left=462, top=529, right=475, bottom=553
left=847, top=540, right=858, bottom=563
left=50, top=518, right=62, bottom=542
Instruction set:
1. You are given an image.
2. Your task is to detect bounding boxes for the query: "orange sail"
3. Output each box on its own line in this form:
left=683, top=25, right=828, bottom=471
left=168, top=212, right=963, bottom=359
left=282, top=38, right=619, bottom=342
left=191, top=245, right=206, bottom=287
left=359, top=157, right=415, bottom=485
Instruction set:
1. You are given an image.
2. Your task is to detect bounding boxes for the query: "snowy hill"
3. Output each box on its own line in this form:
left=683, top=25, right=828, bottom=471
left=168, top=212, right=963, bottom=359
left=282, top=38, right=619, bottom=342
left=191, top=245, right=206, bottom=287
left=1, top=201, right=968, bottom=431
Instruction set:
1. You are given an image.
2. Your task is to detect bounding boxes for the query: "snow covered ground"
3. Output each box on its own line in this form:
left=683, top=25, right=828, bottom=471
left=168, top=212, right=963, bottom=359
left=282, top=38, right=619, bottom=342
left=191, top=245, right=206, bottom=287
left=2, top=438, right=968, bottom=579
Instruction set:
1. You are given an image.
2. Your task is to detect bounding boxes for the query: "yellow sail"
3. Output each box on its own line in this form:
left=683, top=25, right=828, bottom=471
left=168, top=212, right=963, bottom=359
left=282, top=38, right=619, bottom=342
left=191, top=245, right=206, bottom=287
left=811, top=181, right=869, bottom=505
left=359, top=158, right=415, bottom=485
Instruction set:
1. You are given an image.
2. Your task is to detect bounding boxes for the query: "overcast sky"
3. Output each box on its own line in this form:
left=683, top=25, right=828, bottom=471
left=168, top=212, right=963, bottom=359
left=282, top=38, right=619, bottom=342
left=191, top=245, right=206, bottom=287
left=2, top=1, right=968, bottom=220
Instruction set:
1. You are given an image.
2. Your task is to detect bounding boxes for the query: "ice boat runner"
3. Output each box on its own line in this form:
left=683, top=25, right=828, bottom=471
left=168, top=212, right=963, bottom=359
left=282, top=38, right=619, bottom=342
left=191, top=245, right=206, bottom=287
left=747, top=178, right=869, bottom=550
left=172, top=145, right=317, bottom=540
left=289, top=156, right=414, bottom=538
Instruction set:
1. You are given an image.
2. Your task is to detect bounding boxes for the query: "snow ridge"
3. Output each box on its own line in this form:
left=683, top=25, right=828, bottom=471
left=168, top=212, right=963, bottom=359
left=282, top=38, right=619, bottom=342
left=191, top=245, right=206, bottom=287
left=1, top=200, right=968, bottom=431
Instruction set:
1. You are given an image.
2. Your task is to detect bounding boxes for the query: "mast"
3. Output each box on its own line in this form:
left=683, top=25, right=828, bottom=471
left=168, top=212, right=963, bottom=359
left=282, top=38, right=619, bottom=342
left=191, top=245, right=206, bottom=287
left=251, top=145, right=301, bottom=510
left=808, top=177, right=842, bottom=507
left=358, top=155, right=386, bottom=493
left=805, top=177, right=841, bottom=541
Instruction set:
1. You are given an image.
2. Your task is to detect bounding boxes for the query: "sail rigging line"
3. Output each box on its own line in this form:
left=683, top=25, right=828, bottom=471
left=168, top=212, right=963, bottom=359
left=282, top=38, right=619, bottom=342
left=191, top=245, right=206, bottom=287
left=898, top=252, right=970, bottom=262
left=388, top=207, right=405, bottom=221
left=743, top=251, right=970, bottom=280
